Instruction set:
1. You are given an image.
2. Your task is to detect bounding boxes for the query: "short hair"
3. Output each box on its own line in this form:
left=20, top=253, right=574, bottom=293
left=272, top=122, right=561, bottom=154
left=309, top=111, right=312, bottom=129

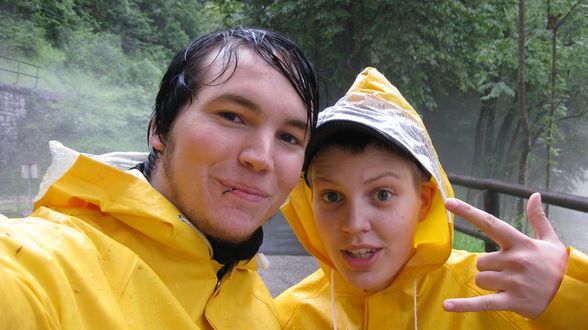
left=306, top=130, right=431, bottom=188
left=143, top=27, right=319, bottom=179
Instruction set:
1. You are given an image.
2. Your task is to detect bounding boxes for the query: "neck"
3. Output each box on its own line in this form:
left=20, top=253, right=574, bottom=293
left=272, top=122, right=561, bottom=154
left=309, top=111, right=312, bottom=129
left=206, top=227, right=264, bottom=265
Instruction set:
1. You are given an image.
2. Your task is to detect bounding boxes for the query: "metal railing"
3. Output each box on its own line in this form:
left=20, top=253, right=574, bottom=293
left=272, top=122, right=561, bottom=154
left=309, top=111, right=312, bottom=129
left=0, top=55, right=40, bottom=88
left=448, top=173, right=588, bottom=252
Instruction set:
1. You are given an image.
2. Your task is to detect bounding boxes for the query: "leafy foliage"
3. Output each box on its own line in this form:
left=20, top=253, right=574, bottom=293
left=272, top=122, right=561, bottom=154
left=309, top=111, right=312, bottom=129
left=0, top=0, right=214, bottom=195
left=229, top=0, right=586, bottom=220
left=0, top=0, right=586, bottom=222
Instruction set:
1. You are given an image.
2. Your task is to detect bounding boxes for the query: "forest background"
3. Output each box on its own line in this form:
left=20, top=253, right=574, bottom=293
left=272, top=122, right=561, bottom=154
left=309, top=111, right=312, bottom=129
left=0, top=0, right=587, bottom=247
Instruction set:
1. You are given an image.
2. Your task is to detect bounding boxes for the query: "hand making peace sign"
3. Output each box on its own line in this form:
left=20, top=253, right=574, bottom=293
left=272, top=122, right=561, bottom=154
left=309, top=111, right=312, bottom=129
left=442, top=193, right=569, bottom=319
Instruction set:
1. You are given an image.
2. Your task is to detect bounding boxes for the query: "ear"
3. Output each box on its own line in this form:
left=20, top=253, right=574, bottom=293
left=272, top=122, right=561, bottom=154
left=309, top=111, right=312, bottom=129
left=148, top=120, right=165, bottom=151
left=418, top=181, right=436, bottom=222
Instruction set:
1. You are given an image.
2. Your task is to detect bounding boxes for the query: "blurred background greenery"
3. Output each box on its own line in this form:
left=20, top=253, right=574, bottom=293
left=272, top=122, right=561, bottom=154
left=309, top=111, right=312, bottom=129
left=0, top=1, right=586, bottom=251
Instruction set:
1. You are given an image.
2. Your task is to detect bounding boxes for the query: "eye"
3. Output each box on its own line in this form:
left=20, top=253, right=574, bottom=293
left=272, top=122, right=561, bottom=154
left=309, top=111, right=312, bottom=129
left=320, top=191, right=342, bottom=203
left=278, top=132, right=301, bottom=145
left=219, top=112, right=243, bottom=123
left=373, top=189, right=393, bottom=202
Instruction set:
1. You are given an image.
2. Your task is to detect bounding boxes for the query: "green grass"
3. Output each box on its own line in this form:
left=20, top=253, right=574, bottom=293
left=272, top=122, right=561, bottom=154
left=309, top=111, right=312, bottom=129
left=453, top=230, right=486, bottom=252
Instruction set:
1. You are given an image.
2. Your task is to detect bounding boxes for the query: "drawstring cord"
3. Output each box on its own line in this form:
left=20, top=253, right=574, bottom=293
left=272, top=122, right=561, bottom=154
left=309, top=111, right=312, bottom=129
left=331, top=270, right=338, bottom=330
left=257, top=252, right=270, bottom=270
left=413, top=278, right=418, bottom=330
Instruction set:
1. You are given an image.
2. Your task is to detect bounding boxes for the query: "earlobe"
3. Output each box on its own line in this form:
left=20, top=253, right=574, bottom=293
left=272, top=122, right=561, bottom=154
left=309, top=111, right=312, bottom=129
left=418, top=181, right=436, bottom=222
left=149, top=120, right=165, bottom=151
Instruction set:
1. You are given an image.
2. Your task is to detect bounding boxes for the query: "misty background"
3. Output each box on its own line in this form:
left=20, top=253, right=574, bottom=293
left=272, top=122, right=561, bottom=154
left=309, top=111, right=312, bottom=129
left=0, top=1, right=587, bottom=251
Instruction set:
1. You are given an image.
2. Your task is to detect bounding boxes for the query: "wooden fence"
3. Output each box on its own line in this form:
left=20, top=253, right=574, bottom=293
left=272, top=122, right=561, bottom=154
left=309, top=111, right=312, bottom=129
left=448, top=173, right=588, bottom=252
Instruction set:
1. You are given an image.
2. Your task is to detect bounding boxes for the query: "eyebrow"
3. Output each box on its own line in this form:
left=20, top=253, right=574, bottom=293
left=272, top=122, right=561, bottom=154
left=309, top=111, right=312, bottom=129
left=214, top=93, right=260, bottom=112
left=311, top=169, right=401, bottom=186
left=365, top=171, right=401, bottom=184
left=310, top=173, right=337, bottom=185
left=213, top=93, right=308, bottom=131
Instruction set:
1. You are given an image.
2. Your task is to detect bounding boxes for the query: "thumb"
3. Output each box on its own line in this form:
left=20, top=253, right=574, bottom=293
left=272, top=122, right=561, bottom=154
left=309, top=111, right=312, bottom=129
left=527, top=193, right=558, bottom=242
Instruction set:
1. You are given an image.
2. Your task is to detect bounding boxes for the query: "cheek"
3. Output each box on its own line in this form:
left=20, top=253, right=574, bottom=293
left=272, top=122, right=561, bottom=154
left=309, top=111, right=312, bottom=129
left=276, top=154, right=304, bottom=189
left=387, top=219, right=418, bottom=254
left=182, top=132, right=228, bottom=164
left=314, top=213, right=338, bottom=245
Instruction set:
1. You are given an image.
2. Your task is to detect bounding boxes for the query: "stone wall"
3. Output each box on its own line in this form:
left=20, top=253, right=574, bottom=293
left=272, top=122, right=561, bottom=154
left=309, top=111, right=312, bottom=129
left=0, top=84, right=30, bottom=167
left=0, top=83, right=62, bottom=167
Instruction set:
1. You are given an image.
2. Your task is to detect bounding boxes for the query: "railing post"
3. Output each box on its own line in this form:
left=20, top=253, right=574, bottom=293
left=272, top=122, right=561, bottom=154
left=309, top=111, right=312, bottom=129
left=34, top=66, right=39, bottom=88
left=483, top=189, right=499, bottom=252
left=15, top=62, right=21, bottom=85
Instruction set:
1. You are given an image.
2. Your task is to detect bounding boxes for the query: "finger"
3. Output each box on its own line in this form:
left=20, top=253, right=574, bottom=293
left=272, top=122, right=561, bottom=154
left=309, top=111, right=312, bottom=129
left=476, top=252, right=503, bottom=271
left=445, top=198, right=522, bottom=249
left=443, top=292, right=509, bottom=313
left=475, top=271, right=505, bottom=292
left=526, top=193, right=560, bottom=243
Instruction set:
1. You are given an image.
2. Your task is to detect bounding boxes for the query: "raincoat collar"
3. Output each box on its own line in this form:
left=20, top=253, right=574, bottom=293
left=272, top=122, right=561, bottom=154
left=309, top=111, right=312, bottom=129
left=34, top=142, right=230, bottom=265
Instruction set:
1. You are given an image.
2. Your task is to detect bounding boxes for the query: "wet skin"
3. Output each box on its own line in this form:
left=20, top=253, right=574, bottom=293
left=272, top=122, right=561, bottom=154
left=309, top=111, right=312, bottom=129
left=149, top=47, right=309, bottom=243
left=309, top=145, right=434, bottom=292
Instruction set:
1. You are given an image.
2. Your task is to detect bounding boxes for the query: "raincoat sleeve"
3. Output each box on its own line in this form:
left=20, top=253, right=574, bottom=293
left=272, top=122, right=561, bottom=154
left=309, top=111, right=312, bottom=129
left=0, top=229, right=57, bottom=329
left=530, top=247, right=588, bottom=329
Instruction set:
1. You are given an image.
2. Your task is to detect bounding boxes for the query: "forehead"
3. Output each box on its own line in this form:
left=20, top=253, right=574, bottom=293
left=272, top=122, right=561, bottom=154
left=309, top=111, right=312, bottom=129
left=199, top=45, right=277, bottom=88
left=310, top=144, right=416, bottom=178
left=200, top=46, right=302, bottom=102
left=188, top=45, right=308, bottom=127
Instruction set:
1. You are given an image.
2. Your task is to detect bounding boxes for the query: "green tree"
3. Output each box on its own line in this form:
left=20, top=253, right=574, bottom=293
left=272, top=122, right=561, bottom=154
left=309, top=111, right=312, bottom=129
left=544, top=0, right=584, bottom=202
left=223, top=0, right=588, bottom=218
left=1, top=0, right=586, bottom=215
left=0, top=0, right=220, bottom=198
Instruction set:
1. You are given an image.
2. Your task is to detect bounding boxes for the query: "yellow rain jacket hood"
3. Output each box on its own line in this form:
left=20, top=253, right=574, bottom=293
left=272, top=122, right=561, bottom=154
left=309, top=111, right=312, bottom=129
left=276, top=68, right=588, bottom=329
left=0, top=141, right=279, bottom=329
left=290, top=67, right=454, bottom=281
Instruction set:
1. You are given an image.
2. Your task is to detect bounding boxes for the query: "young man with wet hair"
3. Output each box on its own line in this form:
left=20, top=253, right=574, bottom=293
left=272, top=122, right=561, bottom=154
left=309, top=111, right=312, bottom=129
left=137, top=27, right=318, bottom=269
left=0, top=27, right=318, bottom=329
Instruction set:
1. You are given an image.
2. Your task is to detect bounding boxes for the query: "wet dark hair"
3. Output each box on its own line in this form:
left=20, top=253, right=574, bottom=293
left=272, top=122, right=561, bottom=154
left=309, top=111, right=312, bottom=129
left=141, top=27, right=319, bottom=179
left=305, top=130, right=431, bottom=187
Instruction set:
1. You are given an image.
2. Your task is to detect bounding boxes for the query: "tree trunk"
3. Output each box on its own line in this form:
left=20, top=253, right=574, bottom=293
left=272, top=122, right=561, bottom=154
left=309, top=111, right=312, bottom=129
left=493, top=108, right=517, bottom=178
left=471, top=91, right=497, bottom=178
left=545, top=23, right=557, bottom=215
left=544, top=0, right=581, bottom=215
left=343, top=2, right=364, bottom=84
left=516, top=0, right=530, bottom=223
left=468, top=90, right=497, bottom=205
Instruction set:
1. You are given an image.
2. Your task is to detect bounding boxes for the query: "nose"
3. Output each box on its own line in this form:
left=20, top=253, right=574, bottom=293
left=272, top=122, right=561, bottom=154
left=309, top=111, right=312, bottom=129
left=238, top=131, right=275, bottom=172
left=341, top=200, right=371, bottom=234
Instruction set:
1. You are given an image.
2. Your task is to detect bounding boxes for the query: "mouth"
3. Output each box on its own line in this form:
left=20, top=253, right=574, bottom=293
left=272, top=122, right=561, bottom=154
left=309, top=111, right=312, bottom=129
left=222, top=188, right=237, bottom=194
left=220, top=182, right=268, bottom=202
left=344, top=248, right=379, bottom=259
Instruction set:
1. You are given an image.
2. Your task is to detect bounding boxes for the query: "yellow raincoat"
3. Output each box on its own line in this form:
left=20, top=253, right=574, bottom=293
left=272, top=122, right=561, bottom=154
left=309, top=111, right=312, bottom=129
left=0, top=142, right=279, bottom=329
left=275, top=68, right=588, bottom=329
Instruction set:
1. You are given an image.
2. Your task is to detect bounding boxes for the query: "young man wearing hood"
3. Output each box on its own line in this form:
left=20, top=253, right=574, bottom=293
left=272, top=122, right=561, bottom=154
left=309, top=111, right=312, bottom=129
left=0, top=28, right=318, bottom=329
left=276, top=68, right=588, bottom=329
